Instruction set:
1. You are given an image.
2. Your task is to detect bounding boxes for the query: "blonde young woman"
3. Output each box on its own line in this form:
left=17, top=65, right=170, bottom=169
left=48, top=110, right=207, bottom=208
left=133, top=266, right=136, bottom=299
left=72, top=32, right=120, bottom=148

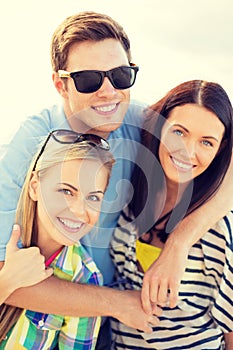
left=0, top=129, right=160, bottom=349
left=0, top=130, right=115, bottom=349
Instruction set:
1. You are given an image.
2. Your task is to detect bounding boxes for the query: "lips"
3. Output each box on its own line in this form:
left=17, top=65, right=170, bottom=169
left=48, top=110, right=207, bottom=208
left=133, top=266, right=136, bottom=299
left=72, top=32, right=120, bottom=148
left=171, top=156, right=194, bottom=172
left=92, top=103, right=119, bottom=114
left=58, top=217, right=84, bottom=232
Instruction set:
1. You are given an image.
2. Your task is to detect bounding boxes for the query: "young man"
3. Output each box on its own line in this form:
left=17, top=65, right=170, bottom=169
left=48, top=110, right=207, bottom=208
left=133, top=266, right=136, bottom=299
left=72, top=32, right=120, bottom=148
left=0, top=11, right=232, bottom=347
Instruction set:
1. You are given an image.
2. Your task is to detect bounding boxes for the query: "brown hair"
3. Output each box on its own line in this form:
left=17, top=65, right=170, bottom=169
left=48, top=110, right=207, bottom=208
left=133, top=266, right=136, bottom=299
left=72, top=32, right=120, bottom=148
left=130, top=80, right=233, bottom=241
left=51, top=11, right=131, bottom=72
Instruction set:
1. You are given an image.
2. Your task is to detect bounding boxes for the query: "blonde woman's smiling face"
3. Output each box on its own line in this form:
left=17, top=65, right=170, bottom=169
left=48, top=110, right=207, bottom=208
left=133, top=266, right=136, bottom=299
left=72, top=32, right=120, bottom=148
left=29, top=158, right=108, bottom=258
left=158, top=103, right=225, bottom=185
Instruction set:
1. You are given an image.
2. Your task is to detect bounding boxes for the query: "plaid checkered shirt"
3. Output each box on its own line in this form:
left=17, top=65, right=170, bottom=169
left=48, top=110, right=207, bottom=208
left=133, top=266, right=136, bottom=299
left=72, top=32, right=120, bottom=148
left=2, top=243, right=103, bottom=349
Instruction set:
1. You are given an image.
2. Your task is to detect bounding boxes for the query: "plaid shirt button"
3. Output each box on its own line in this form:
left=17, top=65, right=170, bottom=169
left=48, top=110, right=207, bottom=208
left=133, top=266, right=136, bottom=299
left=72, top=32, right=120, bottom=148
left=38, top=319, right=44, bottom=328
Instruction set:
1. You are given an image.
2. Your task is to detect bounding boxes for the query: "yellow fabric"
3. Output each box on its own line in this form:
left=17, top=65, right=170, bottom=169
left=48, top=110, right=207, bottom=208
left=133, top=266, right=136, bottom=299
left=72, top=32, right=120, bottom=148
left=136, top=239, right=162, bottom=272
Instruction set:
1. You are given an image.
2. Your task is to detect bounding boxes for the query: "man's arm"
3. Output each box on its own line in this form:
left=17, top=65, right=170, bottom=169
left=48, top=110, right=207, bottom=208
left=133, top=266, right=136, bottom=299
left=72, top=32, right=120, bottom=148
left=1, top=260, right=160, bottom=333
left=141, top=156, right=233, bottom=313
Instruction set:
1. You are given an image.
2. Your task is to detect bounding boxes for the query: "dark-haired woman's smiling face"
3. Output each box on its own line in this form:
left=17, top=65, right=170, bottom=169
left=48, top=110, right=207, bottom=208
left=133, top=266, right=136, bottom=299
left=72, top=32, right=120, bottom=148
left=159, top=103, right=225, bottom=185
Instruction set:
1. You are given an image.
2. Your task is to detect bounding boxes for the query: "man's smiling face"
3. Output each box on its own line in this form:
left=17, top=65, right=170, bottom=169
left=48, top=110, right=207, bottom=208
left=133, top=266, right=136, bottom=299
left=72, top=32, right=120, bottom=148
left=54, top=39, right=131, bottom=138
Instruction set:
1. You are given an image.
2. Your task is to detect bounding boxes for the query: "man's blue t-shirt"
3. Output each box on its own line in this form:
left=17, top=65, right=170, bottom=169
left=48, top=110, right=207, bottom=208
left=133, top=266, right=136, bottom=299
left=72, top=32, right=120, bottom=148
left=0, top=101, right=145, bottom=284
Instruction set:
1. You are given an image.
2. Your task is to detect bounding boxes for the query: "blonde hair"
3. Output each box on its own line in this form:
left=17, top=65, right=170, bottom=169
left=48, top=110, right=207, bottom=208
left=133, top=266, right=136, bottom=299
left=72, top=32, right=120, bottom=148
left=18, top=141, right=114, bottom=247
left=0, top=140, right=114, bottom=342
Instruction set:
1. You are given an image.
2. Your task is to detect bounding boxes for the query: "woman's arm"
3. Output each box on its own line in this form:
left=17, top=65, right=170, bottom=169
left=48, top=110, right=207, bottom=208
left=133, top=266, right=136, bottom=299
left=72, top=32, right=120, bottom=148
left=0, top=226, right=52, bottom=304
left=141, top=156, right=233, bottom=313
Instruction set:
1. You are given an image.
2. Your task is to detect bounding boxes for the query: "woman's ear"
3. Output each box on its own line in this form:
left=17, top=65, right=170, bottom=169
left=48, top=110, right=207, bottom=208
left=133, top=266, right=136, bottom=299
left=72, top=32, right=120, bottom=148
left=29, top=172, right=39, bottom=201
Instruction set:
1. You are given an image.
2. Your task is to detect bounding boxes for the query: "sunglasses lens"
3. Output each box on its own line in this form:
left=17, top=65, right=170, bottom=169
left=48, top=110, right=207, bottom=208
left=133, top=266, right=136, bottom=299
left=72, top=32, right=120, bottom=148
left=71, top=66, right=138, bottom=93
left=80, top=134, right=110, bottom=150
left=72, top=71, right=103, bottom=93
left=52, top=130, right=110, bottom=150
left=53, top=130, right=80, bottom=143
left=111, top=67, right=136, bottom=89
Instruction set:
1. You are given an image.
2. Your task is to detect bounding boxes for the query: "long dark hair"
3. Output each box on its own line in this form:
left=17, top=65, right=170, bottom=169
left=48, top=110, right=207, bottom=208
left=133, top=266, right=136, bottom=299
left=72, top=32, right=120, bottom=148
left=130, top=80, right=233, bottom=241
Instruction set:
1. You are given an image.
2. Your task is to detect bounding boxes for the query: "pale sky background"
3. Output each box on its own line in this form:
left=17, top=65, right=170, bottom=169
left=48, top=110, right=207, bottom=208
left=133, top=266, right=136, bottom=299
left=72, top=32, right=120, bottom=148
left=0, top=0, right=232, bottom=143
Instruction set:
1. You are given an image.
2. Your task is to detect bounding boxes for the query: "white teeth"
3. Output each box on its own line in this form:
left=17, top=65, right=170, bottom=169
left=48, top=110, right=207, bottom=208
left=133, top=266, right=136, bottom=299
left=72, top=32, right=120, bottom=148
left=59, top=218, right=82, bottom=229
left=94, top=104, right=116, bottom=112
left=172, top=158, right=193, bottom=170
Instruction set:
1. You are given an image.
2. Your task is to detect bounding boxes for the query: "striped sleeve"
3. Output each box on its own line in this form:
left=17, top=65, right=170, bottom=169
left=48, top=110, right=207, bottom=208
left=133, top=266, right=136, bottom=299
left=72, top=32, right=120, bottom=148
left=211, top=211, right=233, bottom=333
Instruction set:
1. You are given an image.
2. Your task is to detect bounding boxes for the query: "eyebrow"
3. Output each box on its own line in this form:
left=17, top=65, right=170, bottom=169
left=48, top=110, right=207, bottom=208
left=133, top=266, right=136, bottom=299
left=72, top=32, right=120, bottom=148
left=90, top=190, right=105, bottom=195
left=59, top=183, right=78, bottom=192
left=172, top=124, right=220, bottom=142
left=59, top=183, right=104, bottom=194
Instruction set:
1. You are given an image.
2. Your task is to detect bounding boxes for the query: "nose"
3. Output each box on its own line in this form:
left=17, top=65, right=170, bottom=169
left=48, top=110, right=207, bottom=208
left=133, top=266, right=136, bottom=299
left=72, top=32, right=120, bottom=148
left=183, top=140, right=197, bottom=160
left=96, top=77, right=117, bottom=98
left=69, top=196, right=88, bottom=219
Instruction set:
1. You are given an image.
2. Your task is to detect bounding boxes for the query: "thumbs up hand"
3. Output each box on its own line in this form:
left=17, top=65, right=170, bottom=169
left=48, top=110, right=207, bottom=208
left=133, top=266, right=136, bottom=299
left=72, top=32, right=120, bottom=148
left=3, top=224, right=53, bottom=292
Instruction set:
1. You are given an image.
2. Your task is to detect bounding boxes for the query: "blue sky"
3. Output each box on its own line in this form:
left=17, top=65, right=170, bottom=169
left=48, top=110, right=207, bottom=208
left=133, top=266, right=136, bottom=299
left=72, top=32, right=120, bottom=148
left=0, top=0, right=232, bottom=142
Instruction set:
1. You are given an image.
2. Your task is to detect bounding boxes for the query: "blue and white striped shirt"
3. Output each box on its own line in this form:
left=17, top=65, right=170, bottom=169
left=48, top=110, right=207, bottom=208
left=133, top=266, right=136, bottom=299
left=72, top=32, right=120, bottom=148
left=110, top=209, right=233, bottom=349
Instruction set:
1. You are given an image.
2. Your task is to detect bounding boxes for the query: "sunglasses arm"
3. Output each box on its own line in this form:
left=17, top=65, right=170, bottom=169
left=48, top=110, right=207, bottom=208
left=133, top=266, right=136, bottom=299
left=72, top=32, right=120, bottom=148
left=58, top=70, right=71, bottom=78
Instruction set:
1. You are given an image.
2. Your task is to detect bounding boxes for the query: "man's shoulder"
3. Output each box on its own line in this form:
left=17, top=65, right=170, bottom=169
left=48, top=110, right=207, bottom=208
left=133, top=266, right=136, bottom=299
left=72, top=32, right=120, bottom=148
left=3, top=103, right=68, bottom=163
left=113, top=99, right=148, bottom=141
left=22, top=103, right=67, bottom=130
left=124, top=99, right=147, bottom=126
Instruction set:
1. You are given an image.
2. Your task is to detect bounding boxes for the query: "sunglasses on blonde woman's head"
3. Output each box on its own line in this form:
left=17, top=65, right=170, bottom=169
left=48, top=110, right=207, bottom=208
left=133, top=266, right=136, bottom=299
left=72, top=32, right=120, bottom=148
left=33, top=129, right=110, bottom=171
left=58, top=64, right=139, bottom=93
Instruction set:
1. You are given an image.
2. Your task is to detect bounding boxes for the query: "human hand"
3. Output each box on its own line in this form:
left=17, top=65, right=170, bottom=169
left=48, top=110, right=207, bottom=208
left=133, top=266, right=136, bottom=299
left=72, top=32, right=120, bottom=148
left=141, top=239, right=188, bottom=313
left=113, top=289, right=162, bottom=333
left=4, top=224, right=53, bottom=290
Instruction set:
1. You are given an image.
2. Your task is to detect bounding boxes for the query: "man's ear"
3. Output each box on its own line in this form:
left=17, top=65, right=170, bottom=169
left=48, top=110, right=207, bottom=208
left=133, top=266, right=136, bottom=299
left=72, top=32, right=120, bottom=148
left=29, top=172, right=39, bottom=201
left=52, top=71, right=69, bottom=99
